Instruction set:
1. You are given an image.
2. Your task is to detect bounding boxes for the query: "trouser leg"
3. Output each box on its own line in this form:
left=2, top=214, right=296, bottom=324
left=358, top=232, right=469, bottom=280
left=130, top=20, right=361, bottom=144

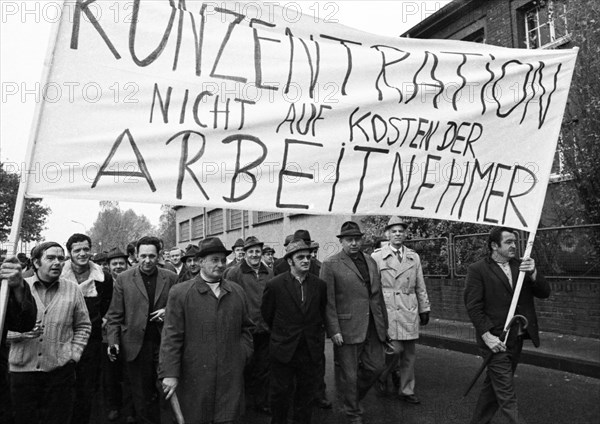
left=398, top=340, right=416, bottom=396
left=357, top=319, right=385, bottom=401
left=269, top=357, right=294, bottom=424
left=73, top=338, right=102, bottom=424
left=336, top=342, right=362, bottom=419
left=126, top=339, right=161, bottom=424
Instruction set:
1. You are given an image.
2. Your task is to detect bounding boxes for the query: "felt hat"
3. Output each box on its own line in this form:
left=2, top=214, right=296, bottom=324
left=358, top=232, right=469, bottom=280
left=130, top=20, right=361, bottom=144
left=231, top=238, right=245, bottom=250
left=182, top=244, right=201, bottom=261
left=293, top=229, right=312, bottom=244
left=283, top=234, right=294, bottom=247
left=199, top=237, right=232, bottom=258
left=262, top=245, right=275, bottom=254
left=243, top=236, right=264, bottom=251
left=385, top=216, right=409, bottom=231
left=284, top=240, right=312, bottom=259
left=106, top=247, right=128, bottom=261
left=336, top=221, right=364, bottom=238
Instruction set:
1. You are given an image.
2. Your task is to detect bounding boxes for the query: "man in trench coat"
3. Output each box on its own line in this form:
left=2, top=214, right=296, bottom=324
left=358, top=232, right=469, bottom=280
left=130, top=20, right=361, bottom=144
left=159, top=237, right=254, bottom=424
left=371, top=217, right=430, bottom=404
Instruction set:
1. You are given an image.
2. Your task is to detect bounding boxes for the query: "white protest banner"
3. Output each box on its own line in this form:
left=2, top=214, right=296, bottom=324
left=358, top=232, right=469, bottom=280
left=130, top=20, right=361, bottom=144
left=22, top=0, right=577, bottom=231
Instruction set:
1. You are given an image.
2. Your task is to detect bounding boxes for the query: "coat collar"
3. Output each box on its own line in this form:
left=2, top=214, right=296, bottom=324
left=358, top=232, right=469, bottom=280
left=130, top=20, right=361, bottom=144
left=61, top=260, right=104, bottom=297
left=240, top=259, right=269, bottom=275
left=132, top=266, right=169, bottom=306
left=484, top=257, right=517, bottom=294
left=193, top=275, right=233, bottom=296
left=379, top=244, right=416, bottom=274
left=283, top=271, right=316, bottom=313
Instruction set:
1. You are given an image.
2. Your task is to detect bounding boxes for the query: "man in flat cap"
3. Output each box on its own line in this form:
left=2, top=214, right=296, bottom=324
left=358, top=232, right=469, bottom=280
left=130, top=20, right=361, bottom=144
left=274, top=230, right=321, bottom=277
left=224, top=236, right=274, bottom=414
left=372, top=217, right=430, bottom=404
left=226, top=238, right=246, bottom=269
left=320, top=221, right=388, bottom=424
left=160, top=237, right=253, bottom=424
left=262, top=239, right=328, bottom=424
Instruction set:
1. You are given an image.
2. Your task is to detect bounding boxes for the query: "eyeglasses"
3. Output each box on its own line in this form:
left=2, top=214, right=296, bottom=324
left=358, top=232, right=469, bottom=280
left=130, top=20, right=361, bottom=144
left=294, top=255, right=312, bottom=261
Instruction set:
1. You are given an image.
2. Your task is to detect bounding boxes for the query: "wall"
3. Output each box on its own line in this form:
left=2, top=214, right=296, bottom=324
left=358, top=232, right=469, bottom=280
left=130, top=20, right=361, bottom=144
left=426, top=277, right=600, bottom=339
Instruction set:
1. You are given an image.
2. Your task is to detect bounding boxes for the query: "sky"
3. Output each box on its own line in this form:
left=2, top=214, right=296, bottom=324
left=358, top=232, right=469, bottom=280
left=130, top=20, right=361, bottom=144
left=0, top=0, right=451, bottom=250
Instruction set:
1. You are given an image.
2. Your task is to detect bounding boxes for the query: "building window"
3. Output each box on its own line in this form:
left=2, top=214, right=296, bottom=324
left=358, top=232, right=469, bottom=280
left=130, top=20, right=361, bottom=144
left=207, top=209, right=224, bottom=235
left=191, top=215, right=204, bottom=240
left=253, top=211, right=284, bottom=225
left=462, top=28, right=485, bottom=44
left=522, top=1, right=568, bottom=49
left=226, top=209, right=249, bottom=230
left=179, top=220, right=190, bottom=242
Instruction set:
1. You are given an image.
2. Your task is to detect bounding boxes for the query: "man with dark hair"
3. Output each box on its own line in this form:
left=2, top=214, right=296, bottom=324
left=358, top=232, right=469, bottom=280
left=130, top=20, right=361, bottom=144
left=8, top=241, right=91, bottom=424
left=225, top=236, right=274, bottom=414
left=465, top=227, right=551, bottom=424
left=160, top=237, right=253, bottom=424
left=0, top=257, right=37, bottom=424
left=261, top=239, right=328, bottom=424
left=106, top=236, right=179, bottom=424
left=62, top=233, right=113, bottom=423
left=321, top=221, right=388, bottom=424
left=274, top=230, right=321, bottom=277
left=126, top=243, right=138, bottom=267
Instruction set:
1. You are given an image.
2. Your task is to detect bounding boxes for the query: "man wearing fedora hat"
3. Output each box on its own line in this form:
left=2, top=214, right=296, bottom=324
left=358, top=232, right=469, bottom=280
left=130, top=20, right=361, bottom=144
left=226, top=238, right=246, bottom=269
left=160, top=237, right=253, bottom=424
left=372, top=217, right=431, bottom=405
left=224, top=236, right=274, bottom=414
left=274, top=230, right=321, bottom=277
left=179, top=245, right=201, bottom=282
left=321, top=221, right=388, bottom=424
left=261, top=239, right=328, bottom=424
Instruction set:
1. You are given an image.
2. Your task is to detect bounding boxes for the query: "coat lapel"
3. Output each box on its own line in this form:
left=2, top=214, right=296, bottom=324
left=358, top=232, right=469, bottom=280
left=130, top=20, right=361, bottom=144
left=486, top=258, right=513, bottom=294
left=154, top=269, right=167, bottom=307
left=284, top=274, right=304, bottom=312
left=341, top=252, right=364, bottom=281
left=132, top=268, right=149, bottom=302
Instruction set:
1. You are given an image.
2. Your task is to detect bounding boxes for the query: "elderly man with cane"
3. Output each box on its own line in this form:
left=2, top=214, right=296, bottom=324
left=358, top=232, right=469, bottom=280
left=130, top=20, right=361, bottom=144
left=160, top=237, right=253, bottom=424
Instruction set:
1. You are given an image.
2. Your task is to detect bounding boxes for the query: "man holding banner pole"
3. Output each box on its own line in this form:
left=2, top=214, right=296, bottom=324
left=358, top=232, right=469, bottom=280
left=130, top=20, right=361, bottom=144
left=464, top=227, right=551, bottom=424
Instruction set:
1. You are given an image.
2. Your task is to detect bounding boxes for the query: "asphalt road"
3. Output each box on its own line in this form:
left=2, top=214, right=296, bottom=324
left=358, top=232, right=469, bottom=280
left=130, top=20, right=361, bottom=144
left=92, top=341, right=600, bottom=424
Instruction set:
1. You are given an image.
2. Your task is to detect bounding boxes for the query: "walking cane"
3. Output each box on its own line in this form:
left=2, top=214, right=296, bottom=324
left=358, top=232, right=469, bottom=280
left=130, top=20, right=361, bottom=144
left=170, top=392, right=185, bottom=424
left=462, top=314, right=528, bottom=398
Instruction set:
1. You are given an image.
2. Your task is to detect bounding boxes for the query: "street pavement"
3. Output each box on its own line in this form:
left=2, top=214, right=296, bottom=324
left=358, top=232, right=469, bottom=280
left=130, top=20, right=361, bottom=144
left=92, top=341, right=600, bottom=424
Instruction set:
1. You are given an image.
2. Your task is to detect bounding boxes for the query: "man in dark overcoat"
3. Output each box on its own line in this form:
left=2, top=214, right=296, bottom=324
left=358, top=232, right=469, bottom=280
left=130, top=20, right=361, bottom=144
left=160, top=237, right=254, bottom=424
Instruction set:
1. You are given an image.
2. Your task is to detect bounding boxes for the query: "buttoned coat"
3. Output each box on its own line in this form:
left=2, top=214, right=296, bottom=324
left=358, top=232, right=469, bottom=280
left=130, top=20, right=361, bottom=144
left=159, top=277, right=254, bottom=424
left=320, top=250, right=388, bottom=344
left=371, top=245, right=431, bottom=340
left=464, top=257, right=551, bottom=348
left=224, top=260, right=273, bottom=334
left=106, top=267, right=178, bottom=361
left=261, top=271, right=327, bottom=364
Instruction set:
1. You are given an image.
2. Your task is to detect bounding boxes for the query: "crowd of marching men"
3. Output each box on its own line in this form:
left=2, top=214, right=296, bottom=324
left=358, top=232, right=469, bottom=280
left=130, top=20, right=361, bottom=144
left=0, top=219, right=549, bottom=424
